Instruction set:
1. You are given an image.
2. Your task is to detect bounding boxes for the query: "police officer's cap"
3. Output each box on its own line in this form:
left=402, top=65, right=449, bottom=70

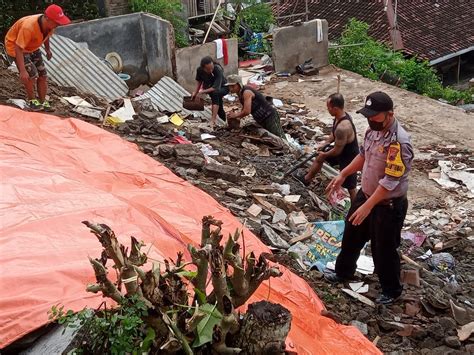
left=357, top=91, right=394, bottom=117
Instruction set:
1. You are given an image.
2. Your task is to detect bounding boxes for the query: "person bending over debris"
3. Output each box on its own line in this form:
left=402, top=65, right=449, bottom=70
left=225, top=74, right=285, bottom=138
left=325, top=91, right=414, bottom=306
left=295, top=93, right=359, bottom=200
left=4, top=4, right=71, bottom=111
left=192, top=56, right=229, bottom=129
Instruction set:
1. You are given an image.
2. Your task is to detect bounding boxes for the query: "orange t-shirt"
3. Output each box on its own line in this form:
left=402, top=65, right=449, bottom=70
left=5, top=14, right=53, bottom=57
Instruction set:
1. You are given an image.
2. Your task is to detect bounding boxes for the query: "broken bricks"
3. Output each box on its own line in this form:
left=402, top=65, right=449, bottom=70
left=174, top=144, right=205, bottom=169
left=203, top=163, right=241, bottom=183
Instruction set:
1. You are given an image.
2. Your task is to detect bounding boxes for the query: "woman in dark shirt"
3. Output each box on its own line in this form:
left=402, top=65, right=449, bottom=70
left=191, top=56, right=229, bottom=129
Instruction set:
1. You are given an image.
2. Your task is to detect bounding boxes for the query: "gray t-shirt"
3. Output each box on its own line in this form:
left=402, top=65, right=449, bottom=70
left=360, top=119, right=413, bottom=198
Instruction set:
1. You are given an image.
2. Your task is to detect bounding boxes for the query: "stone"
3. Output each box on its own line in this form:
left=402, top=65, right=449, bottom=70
left=284, top=195, right=301, bottom=203
left=465, top=344, right=474, bottom=353
left=439, top=317, right=457, bottom=331
left=225, top=188, right=248, bottom=198
left=428, top=323, right=445, bottom=340
left=431, top=345, right=462, bottom=355
left=288, top=211, right=308, bottom=232
left=251, top=185, right=280, bottom=194
left=186, top=168, right=198, bottom=176
left=247, top=204, right=263, bottom=217
left=350, top=320, right=368, bottom=335
left=158, top=144, right=175, bottom=158
left=356, top=310, right=371, bottom=323
left=378, top=319, right=405, bottom=331
left=174, top=144, right=206, bottom=168
left=138, top=110, right=158, bottom=119
left=404, top=302, right=421, bottom=317
left=401, top=269, right=420, bottom=287
left=262, top=224, right=290, bottom=250
left=444, top=336, right=461, bottom=348
left=186, top=126, right=201, bottom=141
left=272, top=208, right=287, bottom=224
left=203, top=164, right=241, bottom=183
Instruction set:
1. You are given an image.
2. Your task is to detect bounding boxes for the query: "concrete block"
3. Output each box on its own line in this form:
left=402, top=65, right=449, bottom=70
left=176, top=39, right=239, bottom=93
left=247, top=204, right=263, bottom=217
left=204, top=164, right=241, bottom=183
left=288, top=211, right=308, bottom=232
left=225, top=188, right=248, bottom=198
left=401, top=269, right=421, bottom=287
left=57, top=13, right=174, bottom=85
left=272, top=19, right=329, bottom=74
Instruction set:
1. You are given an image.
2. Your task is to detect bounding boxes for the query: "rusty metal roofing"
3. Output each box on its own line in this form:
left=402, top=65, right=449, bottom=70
left=41, top=35, right=129, bottom=101
left=136, top=76, right=212, bottom=119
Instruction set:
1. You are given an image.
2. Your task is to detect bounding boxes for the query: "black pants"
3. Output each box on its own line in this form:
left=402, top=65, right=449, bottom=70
left=335, top=190, right=408, bottom=297
left=209, top=87, right=229, bottom=121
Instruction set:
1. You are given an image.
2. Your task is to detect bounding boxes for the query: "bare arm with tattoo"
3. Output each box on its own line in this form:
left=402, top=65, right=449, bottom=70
left=317, top=120, right=352, bottom=161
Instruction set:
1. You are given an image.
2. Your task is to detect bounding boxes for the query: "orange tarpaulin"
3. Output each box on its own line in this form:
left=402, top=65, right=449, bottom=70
left=0, top=106, right=380, bottom=354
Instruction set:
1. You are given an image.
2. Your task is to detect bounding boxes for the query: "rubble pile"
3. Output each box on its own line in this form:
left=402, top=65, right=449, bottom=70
left=1, top=57, right=473, bottom=353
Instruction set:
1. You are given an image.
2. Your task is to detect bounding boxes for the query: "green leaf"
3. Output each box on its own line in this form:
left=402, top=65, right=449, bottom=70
left=192, top=303, right=222, bottom=348
left=194, top=287, right=207, bottom=305
left=177, top=270, right=198, bottom=279
left=141, top=327, right=156, bottom=352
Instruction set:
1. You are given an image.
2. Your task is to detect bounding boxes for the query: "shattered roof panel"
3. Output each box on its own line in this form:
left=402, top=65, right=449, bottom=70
left=274, top=0, right=474, bottom=61
left=41, top=35, right=129, bottom=101
left=137, top=76, right=212, bottom=119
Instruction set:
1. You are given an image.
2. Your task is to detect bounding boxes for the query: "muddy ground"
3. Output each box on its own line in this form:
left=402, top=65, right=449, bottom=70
left=1, top=61, right=473, bottom=354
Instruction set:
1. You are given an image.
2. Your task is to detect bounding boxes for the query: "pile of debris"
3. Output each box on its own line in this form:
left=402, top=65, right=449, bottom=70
left=1, top=50, right=473, bottom=353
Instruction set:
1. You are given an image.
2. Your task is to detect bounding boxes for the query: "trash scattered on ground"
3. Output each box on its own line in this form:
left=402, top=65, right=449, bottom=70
left=6, top=98, right=28, bottom=109
left=1, top=56, right=473, bottom=354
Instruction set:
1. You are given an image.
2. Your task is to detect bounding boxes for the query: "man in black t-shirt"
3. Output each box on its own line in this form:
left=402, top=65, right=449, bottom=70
left=192, top=56, right=229, bottom=129
left=225, top=74, right=285, bottom=138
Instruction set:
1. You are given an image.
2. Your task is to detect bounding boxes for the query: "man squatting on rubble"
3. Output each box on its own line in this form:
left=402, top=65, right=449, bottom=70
left=4, top=4, right=71, bottom=111
left=296, top=93, right=359, bottom=201
left=325, top=91, right=414, bottom=305
left=224, top=74, right=285, bottom=138
left=192, top=56, right=229, bottom=130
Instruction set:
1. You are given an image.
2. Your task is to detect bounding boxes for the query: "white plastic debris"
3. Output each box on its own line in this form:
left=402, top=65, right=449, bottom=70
left=7, top=99, right=28, bottom=109
left=110, top=98, right=135, bottom=122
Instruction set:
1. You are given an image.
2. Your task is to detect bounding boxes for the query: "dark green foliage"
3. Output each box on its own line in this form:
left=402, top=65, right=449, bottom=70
left=0, top=1, right=99, bottom=38
left=330, top=19, right=472, bottom=104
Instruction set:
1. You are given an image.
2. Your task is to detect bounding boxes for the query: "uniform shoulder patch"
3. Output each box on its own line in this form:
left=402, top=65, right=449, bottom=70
left=385, top=142, right=405, bottom=177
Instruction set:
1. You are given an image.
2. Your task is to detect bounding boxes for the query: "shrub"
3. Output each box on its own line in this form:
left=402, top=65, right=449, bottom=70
left=330, top=19, right=472, bottom=105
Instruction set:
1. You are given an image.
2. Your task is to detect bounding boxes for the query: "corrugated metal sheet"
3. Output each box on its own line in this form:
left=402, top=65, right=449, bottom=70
left=136, top=76, right=212, bottom=119
left=41, top=35, right=129, bottom=102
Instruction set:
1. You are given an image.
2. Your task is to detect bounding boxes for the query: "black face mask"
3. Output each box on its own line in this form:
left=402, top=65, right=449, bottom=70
left=368, top=114, right=387, bottom=131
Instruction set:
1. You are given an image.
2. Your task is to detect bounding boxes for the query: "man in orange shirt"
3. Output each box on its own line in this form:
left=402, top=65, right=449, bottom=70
left=5, top=4, right=71, bottom=111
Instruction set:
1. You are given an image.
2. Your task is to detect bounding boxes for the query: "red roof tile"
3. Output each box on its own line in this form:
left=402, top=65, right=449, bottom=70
left=273, top=0, right=474, bottom=62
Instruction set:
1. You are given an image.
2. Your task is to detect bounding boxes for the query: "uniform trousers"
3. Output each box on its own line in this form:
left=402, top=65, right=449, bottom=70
left=335, top=189, right=408, bottom=297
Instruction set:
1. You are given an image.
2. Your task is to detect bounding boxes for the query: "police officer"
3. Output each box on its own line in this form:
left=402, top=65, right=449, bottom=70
left=325, top=91, right=413, bottom=305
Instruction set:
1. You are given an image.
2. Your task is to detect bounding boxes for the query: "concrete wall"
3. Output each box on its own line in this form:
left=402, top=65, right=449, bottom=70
left=175, top=39, right=239, bottom=93
left=56, top=13, right=174, bottom=85
left=141, top=14, right=175, bottom=83
left=272, top=19, right=329, bottom=73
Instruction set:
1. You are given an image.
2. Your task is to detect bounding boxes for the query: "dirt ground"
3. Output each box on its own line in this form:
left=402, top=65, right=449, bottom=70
left=2, top=61, right=473, bottom=354
left=263, top=66, right=474, bottom=212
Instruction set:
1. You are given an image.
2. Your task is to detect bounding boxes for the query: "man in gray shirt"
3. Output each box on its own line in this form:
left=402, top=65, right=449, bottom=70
left=325, top=91, right=414, bottom=305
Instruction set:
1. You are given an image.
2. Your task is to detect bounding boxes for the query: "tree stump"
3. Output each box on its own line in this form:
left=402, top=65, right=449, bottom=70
left=233, top=301, right=292, bottom=354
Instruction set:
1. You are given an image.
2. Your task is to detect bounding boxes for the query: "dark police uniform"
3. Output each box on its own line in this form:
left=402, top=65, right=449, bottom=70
left=334, top=95, right=414, bottom=300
